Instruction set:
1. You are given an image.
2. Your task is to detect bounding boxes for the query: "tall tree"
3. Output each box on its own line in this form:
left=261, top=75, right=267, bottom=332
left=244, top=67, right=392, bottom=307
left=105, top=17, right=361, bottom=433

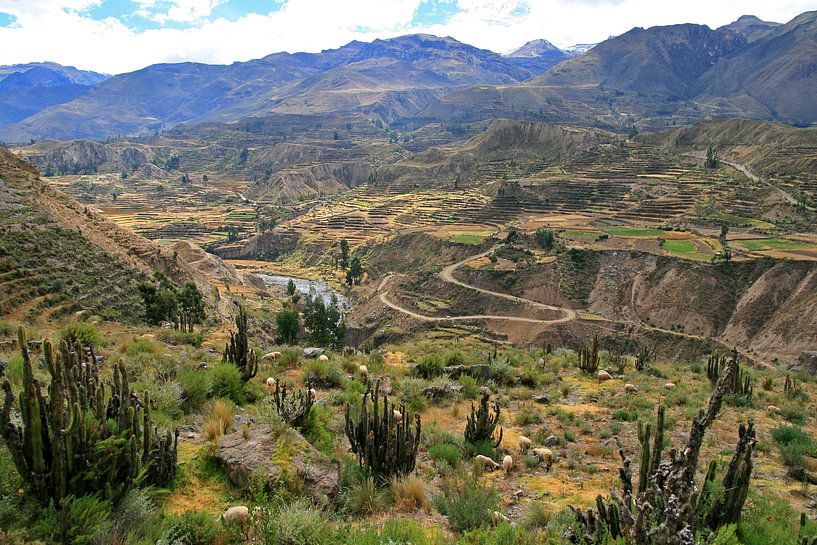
left=340, top=239, right=350, bottom=270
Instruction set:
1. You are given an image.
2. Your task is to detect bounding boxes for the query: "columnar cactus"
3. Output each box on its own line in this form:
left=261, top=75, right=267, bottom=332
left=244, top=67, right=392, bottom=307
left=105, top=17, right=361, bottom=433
left=464, top=391, right=503, bottom=448
left=707, top=350, right=752, bottom=400
left=345, top=380, right=421, bottom=478
left=272, top=380, right=314, bottom=430
left=578, top=334, right=600, bottom=374
left=0, top=328, right=178, bottom=506
left=223, top=305, right=258, bottom=382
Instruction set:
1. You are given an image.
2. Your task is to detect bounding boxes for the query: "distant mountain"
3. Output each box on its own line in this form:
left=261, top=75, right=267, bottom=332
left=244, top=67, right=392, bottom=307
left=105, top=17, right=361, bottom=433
left=696, top=11, right=817, bottom=125
left=0, top=34, right=534, bottom=141
left=565, top=44, right=597, bottom=55
left=718, top=15, right=781, bottom=42
left=534, top=23, right=746, bottom=98
left=505, top=39, right=572, bottom=74
left=0, top=62, right=109, bottom=128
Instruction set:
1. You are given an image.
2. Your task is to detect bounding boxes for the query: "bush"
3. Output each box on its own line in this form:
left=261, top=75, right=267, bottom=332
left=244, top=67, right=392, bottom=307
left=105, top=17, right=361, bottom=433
left=157, top=329, right=203, bottom=347
left=458, top=523, right=533, bottom=545
left=56, top=494, right=112, bottom=545
left=771, top=425, right=815, bottom=468
left=390, top=474, right=430, bottom=512
left=178, top=369, right=210, bottom=413
left=59, top=322, right=103, bottom=348
left=367, top=351, right=386, bottom=373
left=781, top=405, right=806, bottom=425
left=304, top=358, right=344, bottom=388
left=414, top=354, right=444, bottom=379
left=514, top=409, right=543, bottom=426
left=100, top=489, right=159, bottom=544
left=488, top=360, right=516, bottom=386
left=434, top=470, right=500, bottom=533
left=349, top=476, right=388, bottom=515
left=123, top=337, right=162, bottom=356
left=210, top=363, right=245, bottom=404
left=460, top=375, right=479, bottom=399
left=202, top=399, right=235, bottom=440
left=429, top=443, right=463, bottom=467
left=397, top=377, right=429, bottom=413
left=739, top=493, right=803, bottom=545
left=157, top=511, right=221, bottom=545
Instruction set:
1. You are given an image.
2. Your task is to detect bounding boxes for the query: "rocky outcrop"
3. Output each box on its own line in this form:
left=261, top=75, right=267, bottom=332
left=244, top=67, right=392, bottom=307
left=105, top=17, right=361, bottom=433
left=790, top=351, right=817, bottom=374
left=218, top=425, right=339, bottom=503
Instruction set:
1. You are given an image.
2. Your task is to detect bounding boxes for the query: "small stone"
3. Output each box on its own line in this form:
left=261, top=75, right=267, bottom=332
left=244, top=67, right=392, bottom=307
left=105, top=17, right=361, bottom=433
left=187, top=432, right=195, bottom=439
left=544, top=435, right=559, bottom=447
left=532, top=395, right=550, bottom=404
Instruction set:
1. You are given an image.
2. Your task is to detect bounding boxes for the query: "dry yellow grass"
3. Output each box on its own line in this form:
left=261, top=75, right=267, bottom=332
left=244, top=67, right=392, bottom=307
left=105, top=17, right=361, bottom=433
left=390, top=474, right=431, bottom=513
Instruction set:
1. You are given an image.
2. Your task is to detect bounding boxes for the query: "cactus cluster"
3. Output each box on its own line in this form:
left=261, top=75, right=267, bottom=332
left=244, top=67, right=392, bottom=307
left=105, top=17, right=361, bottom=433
left=0, top=328, right=178, bottom=507
left=635, top=344, right=656, bottom=372
left=786, top=375, right=803, bottom=399
left=222, top=305, right=258, bottom=382
left=271, top=380, right=314, bottom=430
left=464, top=392, right=503, bottom=448
left=707, top=350, right=752, bottom=400
left=578, top=334, right=600, bottom=374
left=570, top=355, right=756, bottom=544
left=344, top=380, right=420, bottom=478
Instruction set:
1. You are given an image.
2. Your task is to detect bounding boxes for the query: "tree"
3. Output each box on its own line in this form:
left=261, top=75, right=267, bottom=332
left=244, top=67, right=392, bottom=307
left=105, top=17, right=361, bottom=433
left=238, top=147, right=249, bottom=164
left=505, top=227, right=519, bottom=245
left=346, top=257, right=364, bottom=286
left=177, top=282, right=205, bottom=333
left=628, top=125, right=640, bottom=139
left=138, top=273, right=205, bottom=331
left=275, top=306, right=300, bottom=345
left=339, top=239, right=350, bottom=269
left=705, top=144, right=719, bottom=169
left=302, top=292, right=346, bottom=348
left=535, top=228, right=554, bottom=250
left=286, top=279, right=297, bottom=298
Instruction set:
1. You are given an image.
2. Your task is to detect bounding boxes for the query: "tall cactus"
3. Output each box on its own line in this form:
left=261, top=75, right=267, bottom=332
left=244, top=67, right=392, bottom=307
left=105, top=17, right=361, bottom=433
left=578, top=334, right=600, bottom=374
left=344, top=380, right=420, bottom=478
left=636, top=405, right=665, bottom=494
left=464, top=392, right=503, bottom=447
left=0, top=328, right=178, bottom=507
left=272, top=380, right=314, bottom=430
left=707, top=350, right=752, bottom=401
left=223, top=305, right=258, bottom=382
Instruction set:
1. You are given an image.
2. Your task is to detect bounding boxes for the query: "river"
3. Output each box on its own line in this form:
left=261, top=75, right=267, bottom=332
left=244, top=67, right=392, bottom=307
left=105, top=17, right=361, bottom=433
left=258, top=273, right=347, bottom=309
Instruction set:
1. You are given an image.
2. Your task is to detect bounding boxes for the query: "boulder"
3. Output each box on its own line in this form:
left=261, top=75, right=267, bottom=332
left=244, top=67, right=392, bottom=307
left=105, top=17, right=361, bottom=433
left=444, top=364, right=494, bottom=381
left=791, top=351, right=817, bottom=374
left=218, top=425, right=339, bottom=503
left=421, top=383, right=463, bottom=401
left=532, top=395, right=550, bottom=404
left=543, top=435, right=559, bottom=447
left=303, top=347, right=324, bottom=359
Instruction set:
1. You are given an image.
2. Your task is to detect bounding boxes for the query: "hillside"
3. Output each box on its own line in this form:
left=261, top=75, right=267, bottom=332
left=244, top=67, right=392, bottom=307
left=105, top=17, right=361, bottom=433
left=718, top=15, right=781, bottom=42
left=505, top=39, right=573, bottom=74
left=0, top=148, right=213, bottom=323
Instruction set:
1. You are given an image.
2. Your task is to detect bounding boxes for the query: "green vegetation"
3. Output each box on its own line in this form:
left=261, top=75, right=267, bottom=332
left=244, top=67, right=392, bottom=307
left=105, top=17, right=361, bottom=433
left=601, top=226, right=666, bottom=237
left=733, top=238, right=813, bottom=251
left=139, top=273, right=206, bottom=332
left=450, top=234, right=486, bottom=245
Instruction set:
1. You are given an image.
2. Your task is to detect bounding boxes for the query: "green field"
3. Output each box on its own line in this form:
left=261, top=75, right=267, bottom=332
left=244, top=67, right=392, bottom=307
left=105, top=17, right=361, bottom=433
left=734, top=238, right=814, bottom=251
left=561, top=230, right=602, bottom=238
left=449, top=234, right=485, bottom=245
left=662, top=239, right=709, bottom=260
left=602, top=226, right=666, bottom=237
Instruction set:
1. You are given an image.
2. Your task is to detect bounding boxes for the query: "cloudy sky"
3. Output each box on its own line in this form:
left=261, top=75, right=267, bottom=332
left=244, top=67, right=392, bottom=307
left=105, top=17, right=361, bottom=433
left=0, top=0, right=814, bottom=74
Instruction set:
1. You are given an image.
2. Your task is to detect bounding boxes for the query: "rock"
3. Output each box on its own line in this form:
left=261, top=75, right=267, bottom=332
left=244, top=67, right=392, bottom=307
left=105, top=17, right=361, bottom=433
left=543, top=435, right=559, bottom=447
left=27, top=340, right=42, bottom=349
left=0, top=360, right=6, bottom=376
left=187, top=432, right=195, bottom=439
left=421, top=383, right=463, bottom=400
left=791, top=351, right=817, bottom=374
left=532, top=395, right=550, bottom=404
left=218, top=425, right=339, bottom=503
left=303, top=347, right=324, bottom=359
left=443, top=364, right=493, bottom=381
left=198, top=361, right=208, bottom=370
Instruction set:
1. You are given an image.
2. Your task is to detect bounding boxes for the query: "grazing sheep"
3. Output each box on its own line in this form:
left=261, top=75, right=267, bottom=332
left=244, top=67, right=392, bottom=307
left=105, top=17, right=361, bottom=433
left=309, top=388, right=317, bottom=400
left=221, top=506, right=249, bottom=534
left=474, top=454, right=501, bottom=471
left=491, top=511, right=509, bottom=525
left=265, top=377, right=277, bottom=394
left=518, top=435, right=532, bottom=453
left=624, top=383, right=639, bottom=393
left=767, top=405, right=780, bottom=414
left=262, top=351, right=282, bottom=361
left=359, top=365, right=369, bottom=378
left=532, top=448, right=553, bottom=464
left=318, top=354, right=329, bottom=363
left=502, top=455, right=514, bottom=475
left=663, top=382, right=676, bottom=390
left=597, top=370, right=613, bottom=383
left=392, top=409, right=403, bottom=420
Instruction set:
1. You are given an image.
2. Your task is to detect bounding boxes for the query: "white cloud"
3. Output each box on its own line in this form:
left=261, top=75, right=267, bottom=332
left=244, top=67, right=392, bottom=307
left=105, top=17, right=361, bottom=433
left=0, top=0, right=814, bottom=73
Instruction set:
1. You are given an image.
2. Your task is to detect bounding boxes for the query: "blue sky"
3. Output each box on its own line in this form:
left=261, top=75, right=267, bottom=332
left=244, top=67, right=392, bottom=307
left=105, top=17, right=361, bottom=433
left=0, top=0, right=814, bottom=74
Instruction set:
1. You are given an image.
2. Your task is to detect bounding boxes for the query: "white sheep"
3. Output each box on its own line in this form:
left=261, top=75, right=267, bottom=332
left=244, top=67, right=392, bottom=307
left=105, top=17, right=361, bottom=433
left=309, top=388, right=317, bottom=400
left=766, top=405, right=781, bottom=414
left=624, top=383, right=639, bottom=393
left=518, top=435, right=532, bottom=453
left=262, top=351, right=282, bottom=361
left=359, top=365, right=369, bottom=379
left=318, top=354, right=329, bottom=363
left=597, top=370, right=613, bottom=383
left=502, top=455, right=514, bottom=475
left=532, top=448, right=553, bottom=464
left=474, top=454, right=501, bottom=471
left=663, top=382, right=676, bottom=390
left=221, top=506, right=249, bottom=535
left=265, top=377, right=277, bottom=394
left=392, top=409, right=403, bottom=420
left=491, top=511, right=510, bottom=525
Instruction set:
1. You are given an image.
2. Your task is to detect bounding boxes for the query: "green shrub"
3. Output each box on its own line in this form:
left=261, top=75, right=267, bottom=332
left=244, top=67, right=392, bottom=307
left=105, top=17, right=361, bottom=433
left=278, top=347, right=301, bottom=369
left=414, top=354, right=444, bottom=379
left=398, top=377, right=429, bottom=413
left=367, top=351, right=386, bottom=373
left=458, top=523, right=533, bottom=545
left=514, top=409, right=543, bottom=426
left=739, top=493, right=802, bottom=545
left=771, top=425, right=815, bottom=468
left=303, top=404, right=336, bottom=457
left=445, top=351, right=467, bottom=367
left=210, top=363, right=245, bottom=404
left=429, top=443, right=463, bottom=467
left=272, top=499, right=334, bottom=545
left=488, top=360, right=516, bottom=386
left=157, top=511, right=221, bottom=545
left=178, top=369, right=211, bottom=413
left=304, top=357, right=344, bottom=388
left=61, top=494, right=112, bottom=545
left=433, top=470, right=499, bottom=533
left=157, top=329, right=204, bottom=347
left=460, top=375, right=479, bottom=400
left=781, top=405, right=806, bottom=425
left=710, top=524, right=741, bottom=545
left=123, top=337, right=162, bottom=356
left=59, top=321, right=103, bottom=348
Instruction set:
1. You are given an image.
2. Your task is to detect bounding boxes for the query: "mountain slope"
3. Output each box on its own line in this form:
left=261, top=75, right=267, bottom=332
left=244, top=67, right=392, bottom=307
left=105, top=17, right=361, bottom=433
left=0, top=35, right=535, bottom=141
left=695, top=11, right=817, bottom=125
left=0, top=63, right=109, bottom=127
left=505, top=39, right=573, bottom=74
left=0, top=148, right=211, bottom=323
left=718, top=15, right=781, bottom=42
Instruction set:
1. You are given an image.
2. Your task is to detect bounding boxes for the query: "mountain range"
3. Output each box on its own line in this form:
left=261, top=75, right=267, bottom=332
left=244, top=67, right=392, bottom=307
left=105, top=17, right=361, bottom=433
left=1, top=11, right=815, bottom=142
